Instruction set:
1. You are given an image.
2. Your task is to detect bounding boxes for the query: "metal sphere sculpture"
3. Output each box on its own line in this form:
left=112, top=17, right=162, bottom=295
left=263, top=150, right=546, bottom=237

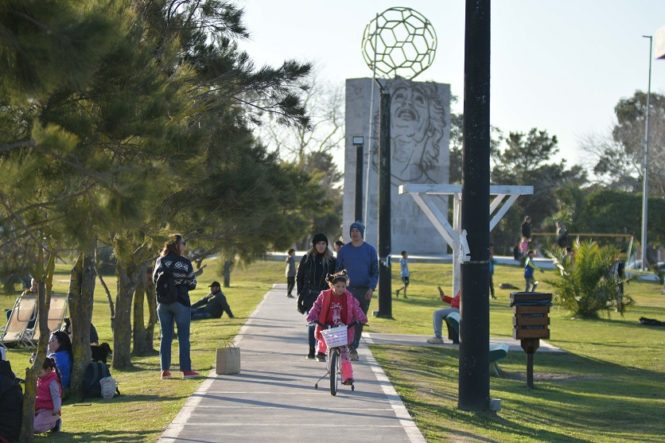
left=361, top=7, right=437, bottom=80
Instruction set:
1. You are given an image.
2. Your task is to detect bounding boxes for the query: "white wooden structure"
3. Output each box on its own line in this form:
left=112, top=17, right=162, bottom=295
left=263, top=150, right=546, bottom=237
left=398, top=184, right=534, bottom=296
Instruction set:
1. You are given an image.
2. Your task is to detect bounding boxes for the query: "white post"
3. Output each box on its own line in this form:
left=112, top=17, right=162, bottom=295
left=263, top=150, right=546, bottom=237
left=641, top=34, right=653, bottom=271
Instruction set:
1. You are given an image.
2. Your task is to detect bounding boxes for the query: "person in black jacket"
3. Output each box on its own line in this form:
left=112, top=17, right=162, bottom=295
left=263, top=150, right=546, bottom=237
left=152, top=234, right=199, bottom=380
left=521, top=216, right=532, bottom=240
left=0, top=359, right=22, bottom=442
left=296, top=233, right=335, bottom=359
left=191, top=281, right=234, bottom=320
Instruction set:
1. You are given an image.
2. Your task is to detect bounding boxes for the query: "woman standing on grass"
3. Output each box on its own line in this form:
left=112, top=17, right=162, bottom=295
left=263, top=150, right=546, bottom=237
left=153, top=234, right=199, bottom=380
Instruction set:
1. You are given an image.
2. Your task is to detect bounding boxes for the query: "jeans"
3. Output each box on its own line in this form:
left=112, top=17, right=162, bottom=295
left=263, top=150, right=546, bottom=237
left=348, top=287, right=370, bottom=349
left=157, top=301, right=191, bottom=371
left=433, top=308, right=459, bottom=339
left=525, top=277, right=538, bottom=292
left=286, top=276, right=295, bottom=296
left=190, top=308, right=213, bottom=321
left=308, top=324, right=316, bottom=352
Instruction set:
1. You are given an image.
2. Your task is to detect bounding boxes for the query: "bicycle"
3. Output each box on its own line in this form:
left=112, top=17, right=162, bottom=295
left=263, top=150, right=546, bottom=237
left=310, top=321, right=359, bottom=396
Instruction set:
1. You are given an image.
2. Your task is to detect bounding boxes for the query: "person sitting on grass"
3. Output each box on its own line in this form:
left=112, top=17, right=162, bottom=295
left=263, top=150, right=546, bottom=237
left=34, top=357, right=62, bottom=434
left=524, top=250, right=544, bottom=292
left=427, top=287, right=460, bottom=344
left=47, top=331, right=72, bottom=390
left=191, top=281, right=234, bottom=320
left=306, top=271, right=368, bottom=385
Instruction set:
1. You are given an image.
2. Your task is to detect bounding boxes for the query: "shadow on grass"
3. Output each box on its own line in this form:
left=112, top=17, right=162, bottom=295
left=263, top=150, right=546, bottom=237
left=373, top=345, right=665, bottom=442
left=35, top=429, right=158, bottom=442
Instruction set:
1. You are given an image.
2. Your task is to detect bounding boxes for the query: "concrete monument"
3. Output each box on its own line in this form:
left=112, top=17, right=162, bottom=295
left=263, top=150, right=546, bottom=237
left=343, top=77, right=450, bottom=254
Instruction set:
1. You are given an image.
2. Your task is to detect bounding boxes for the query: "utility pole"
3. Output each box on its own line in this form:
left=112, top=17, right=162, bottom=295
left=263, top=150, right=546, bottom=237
left=640, top=35, right=653, bottom=271
left=353, top=136, right=365, bottom=222
left=376, top=87, right=392, bottom=318
left=459, top=0, right=491, bottom=412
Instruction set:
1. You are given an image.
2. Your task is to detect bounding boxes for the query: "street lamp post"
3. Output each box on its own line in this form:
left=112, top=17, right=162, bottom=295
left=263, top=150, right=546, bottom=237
left=641, top=35, right=653, bottom=271
left=352, top=136, right=365, bottom=222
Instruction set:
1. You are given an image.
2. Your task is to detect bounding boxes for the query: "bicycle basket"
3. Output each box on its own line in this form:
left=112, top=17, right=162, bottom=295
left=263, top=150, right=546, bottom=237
left=320, top=325, right=348, bottom=348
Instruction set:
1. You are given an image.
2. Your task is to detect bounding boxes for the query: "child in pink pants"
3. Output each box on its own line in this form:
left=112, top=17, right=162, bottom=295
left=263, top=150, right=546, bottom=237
left=306, top=270, right=368, bottom=384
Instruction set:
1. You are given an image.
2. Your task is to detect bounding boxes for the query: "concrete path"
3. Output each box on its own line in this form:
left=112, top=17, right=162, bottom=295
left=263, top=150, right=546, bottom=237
left=159, top=285, right=425, bottom=443
left=364, top=333, right=564, bottom=353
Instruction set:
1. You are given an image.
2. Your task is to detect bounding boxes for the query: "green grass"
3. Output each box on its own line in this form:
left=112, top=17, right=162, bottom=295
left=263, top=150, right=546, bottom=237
left=4, top=259, right=665, bottom=441
left=1, top=258, right=283, bottom=442
left=370, top=262, right=665, bottom=442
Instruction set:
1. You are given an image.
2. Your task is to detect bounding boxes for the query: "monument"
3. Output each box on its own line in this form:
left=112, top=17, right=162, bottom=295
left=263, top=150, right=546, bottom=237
left=343, top=78, right=450, bottom=254
left=343, top=7, right=450, bottom=255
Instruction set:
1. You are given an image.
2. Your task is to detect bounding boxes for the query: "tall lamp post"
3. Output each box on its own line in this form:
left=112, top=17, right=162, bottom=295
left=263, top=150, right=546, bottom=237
left=640, top=35, right=653, bottom=271
left=361, top=7, right=437, bottom=319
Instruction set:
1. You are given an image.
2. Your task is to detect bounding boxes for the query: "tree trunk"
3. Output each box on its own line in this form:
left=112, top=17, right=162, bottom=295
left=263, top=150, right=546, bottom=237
left=19, top=255, right=54, bottom=441
left=223, top=258, right=233, bottom=288
left=68, top=246, right=96, bottom=398
left=113, top=262, right=140, bottom=369
left=132, top=262, right=158, bottom=356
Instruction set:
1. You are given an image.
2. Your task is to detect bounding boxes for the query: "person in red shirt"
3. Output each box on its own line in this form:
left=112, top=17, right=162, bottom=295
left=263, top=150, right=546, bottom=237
left=427, top=287, right=460, bottom=344
left=306, top=271, right=367, bottom=385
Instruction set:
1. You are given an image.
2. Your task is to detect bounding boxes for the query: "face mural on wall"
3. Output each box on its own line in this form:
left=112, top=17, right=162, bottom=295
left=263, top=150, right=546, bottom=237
left=389, top=78, right=447, bottom=183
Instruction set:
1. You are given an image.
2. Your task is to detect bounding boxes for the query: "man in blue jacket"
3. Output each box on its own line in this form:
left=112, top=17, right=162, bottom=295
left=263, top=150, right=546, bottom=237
left=336, top=221, right=378, bottom=361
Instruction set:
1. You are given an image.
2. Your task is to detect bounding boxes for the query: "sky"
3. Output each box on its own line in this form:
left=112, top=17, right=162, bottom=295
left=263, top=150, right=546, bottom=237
left=237, top=0, right=665, bottom=169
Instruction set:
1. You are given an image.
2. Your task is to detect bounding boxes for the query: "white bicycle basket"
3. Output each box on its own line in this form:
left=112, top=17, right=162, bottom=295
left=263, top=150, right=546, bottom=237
left=320, top=325, right=348, bottom=348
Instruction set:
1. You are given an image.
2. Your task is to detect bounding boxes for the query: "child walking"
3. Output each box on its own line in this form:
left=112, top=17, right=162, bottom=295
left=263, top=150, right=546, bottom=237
left=524, top=250, right=543, bottom=292
left=396, top=250, right=410, bottom=298
left=306, top=270, right=368, bottom=385
left=34, top=357, right=62, bottom=434
left=285, top=248, right=296, bottom=298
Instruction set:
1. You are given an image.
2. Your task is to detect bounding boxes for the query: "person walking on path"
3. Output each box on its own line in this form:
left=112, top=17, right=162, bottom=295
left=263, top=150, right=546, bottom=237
left=427, top=287, right=460, bottom=344
left=335, top=221, right=378, bottom=361
left=153, top=234, right=199, bottom=380
left=285, top=249, right=296, bottom=298
left=395, top=250, right=410, bottom=298
left=524, top=250, right=544, bottom=292
left=190, top=281, right=234, bottom=320
left=521, top=216, right=532, bottom=240
left=306, top=271, right=368, bottom=384
left=296, top=233, right=336, bottom=359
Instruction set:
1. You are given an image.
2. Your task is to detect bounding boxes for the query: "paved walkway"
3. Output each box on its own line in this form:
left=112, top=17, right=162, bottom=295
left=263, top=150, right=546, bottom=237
left=365, top=333, right=564, bottom=353
left=159, top=285, right=425, bottom=443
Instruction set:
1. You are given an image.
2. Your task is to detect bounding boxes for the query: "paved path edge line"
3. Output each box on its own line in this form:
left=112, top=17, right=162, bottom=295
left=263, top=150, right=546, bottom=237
left=363, top=332, right=428, bottom=443
left=157, top=286, right=274, bottom=442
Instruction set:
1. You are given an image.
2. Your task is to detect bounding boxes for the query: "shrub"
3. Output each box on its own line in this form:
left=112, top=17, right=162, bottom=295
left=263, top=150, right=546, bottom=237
left=548, top=242, right=633, bottom=318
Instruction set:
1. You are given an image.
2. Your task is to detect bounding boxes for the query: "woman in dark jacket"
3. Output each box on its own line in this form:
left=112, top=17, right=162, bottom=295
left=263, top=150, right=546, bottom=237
left=152, top=234, right=198, bottom=380
left=296, top=233, right=336, bottom=359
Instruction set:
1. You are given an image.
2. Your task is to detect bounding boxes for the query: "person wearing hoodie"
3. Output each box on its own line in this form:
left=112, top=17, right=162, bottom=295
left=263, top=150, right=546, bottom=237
left=296, top=233, right=336, bottom=360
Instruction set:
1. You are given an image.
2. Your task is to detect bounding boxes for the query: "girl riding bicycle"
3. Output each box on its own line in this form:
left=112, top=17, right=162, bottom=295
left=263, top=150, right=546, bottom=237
left=306, top=270, right=368, bottom=385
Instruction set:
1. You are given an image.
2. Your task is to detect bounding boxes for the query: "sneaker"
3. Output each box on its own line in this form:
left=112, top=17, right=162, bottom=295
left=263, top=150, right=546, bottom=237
left=183, top=370, right=200, bottom=379
left=427, top=337, right=444, bottom=344
left=342, top=378, right=354, bottom=385
left=306, top=350, right=315, bottom=360
left=349, top=349, right=359, bottom=361
left=315, top=353, right=326, bottom=362
left=161, top=370, right=172, bottom=379
left=287, top=294, right=295, bottom=298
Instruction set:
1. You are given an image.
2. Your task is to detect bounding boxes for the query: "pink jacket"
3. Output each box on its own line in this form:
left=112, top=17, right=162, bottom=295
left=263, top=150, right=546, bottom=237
left=306, top=289, right=368, bottom=344
left=35, top=371, right=61, bottom=411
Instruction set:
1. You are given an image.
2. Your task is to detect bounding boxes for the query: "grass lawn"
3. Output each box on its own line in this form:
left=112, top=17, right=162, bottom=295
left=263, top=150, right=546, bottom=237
left=369, top=262, right=665, bottom=442
left=1, top=258, right=283, bottom=442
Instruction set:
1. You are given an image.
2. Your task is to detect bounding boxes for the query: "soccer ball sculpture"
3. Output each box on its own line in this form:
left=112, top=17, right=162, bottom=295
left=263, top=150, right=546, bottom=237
left=361, top=7, right=437, bottom=80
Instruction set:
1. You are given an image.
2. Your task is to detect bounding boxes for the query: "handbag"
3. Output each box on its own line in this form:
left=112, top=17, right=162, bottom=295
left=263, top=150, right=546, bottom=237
left=216, top=344, right=241, bottom=375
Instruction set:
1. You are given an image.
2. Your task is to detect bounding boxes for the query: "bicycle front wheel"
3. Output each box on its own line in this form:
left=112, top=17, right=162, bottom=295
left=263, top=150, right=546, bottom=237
left=329, top=349, right=339, bottom=396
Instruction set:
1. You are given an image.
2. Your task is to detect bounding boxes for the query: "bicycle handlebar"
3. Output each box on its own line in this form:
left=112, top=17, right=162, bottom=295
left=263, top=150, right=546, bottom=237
left=307, top=320, right=366, bottom=329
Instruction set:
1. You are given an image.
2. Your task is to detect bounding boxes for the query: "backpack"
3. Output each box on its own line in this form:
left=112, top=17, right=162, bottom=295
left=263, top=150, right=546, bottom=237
left=82, top=361, right=119, bottom=399
left=155, top=259, right=178, bottom=305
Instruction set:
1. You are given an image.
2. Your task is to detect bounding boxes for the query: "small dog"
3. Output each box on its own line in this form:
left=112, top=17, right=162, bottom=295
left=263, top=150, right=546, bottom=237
left=91, top=343, right=113, bottom=364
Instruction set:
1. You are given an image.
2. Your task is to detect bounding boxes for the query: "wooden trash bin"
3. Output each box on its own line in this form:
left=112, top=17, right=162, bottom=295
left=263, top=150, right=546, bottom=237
left=510, top=292, right=552, bottom=388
